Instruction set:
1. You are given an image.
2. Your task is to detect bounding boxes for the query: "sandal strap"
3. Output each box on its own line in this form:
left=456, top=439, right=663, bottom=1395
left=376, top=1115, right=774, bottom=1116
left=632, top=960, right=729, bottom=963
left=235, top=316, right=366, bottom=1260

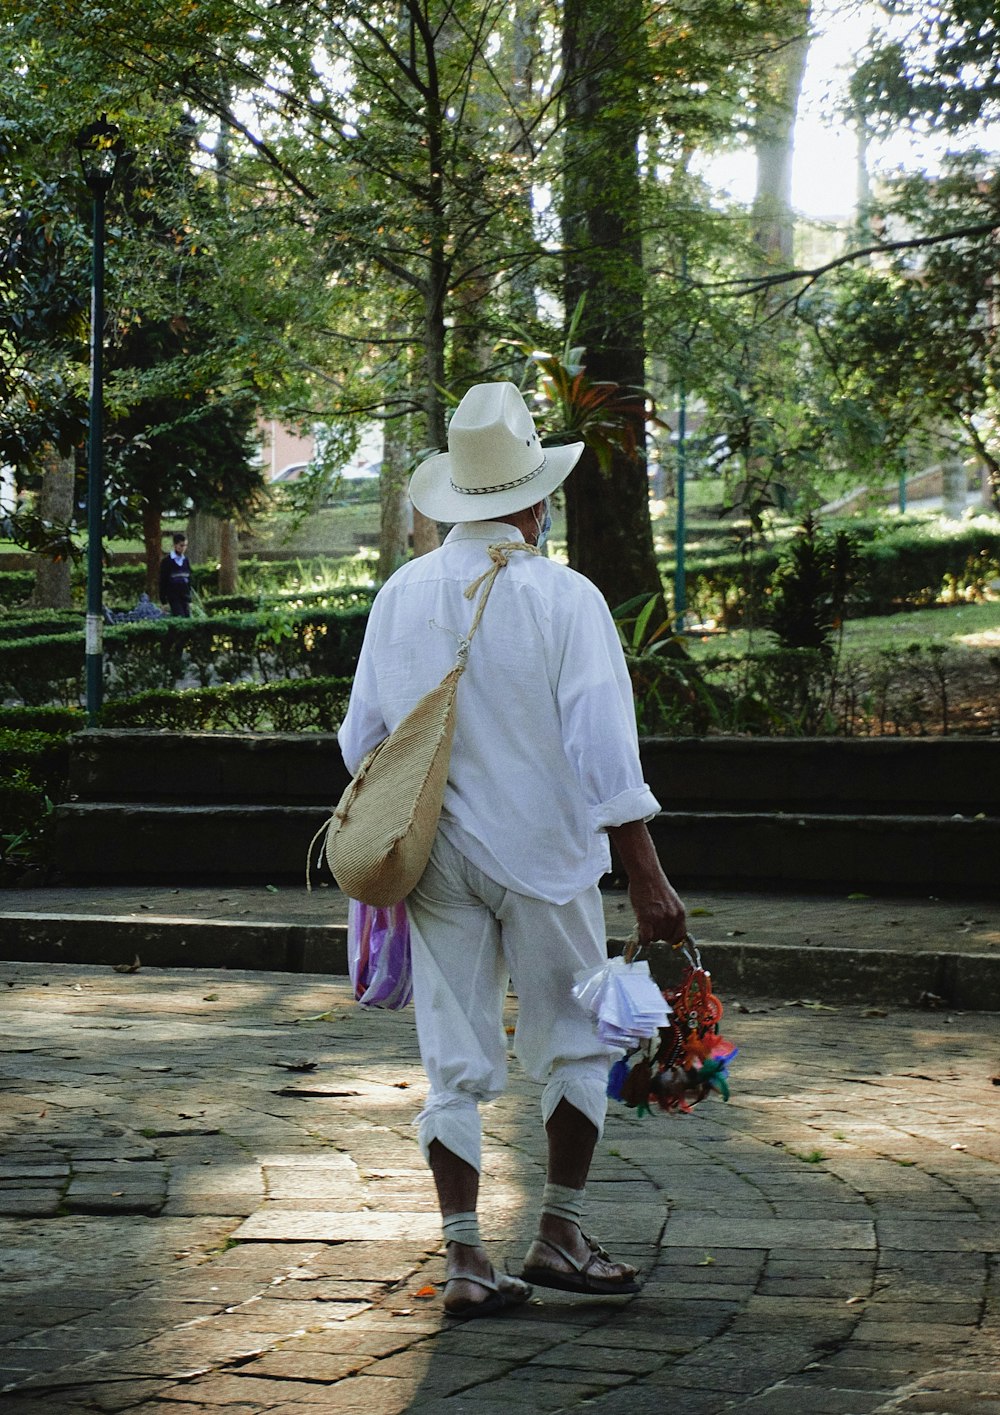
left=531, top=1235, right=589, bottom=1275
left=445, top=1269, right=499, bottom=1293
left=532, top=1232, right=630, bottom=1281
left=581, top=1231, right=611, bottom=1261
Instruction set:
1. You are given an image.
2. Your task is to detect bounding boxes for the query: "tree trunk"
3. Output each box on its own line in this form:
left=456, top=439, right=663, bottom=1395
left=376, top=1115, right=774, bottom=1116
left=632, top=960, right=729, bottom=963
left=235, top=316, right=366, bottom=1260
left=30, top=446, right=74, bottom=609
left=142, top=496, right=163, bottom=602
left=509, top=3, right=542, bottom=334
left=186, top=509, right=221, bottom=566
left=752, top=3, right=811, bottom=266
left=219, top=518, right=239, bottom=594
left=560, top=0, right=661, bottom=608
left=379, top=414, right=410, bottom=581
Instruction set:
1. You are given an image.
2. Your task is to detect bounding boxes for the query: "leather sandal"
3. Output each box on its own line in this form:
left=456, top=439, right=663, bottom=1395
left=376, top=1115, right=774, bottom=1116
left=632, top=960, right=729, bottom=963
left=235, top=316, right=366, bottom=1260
left=443, top=1268, right=533, bottom=1319
left=522, top=1232, right=640, bottom=1295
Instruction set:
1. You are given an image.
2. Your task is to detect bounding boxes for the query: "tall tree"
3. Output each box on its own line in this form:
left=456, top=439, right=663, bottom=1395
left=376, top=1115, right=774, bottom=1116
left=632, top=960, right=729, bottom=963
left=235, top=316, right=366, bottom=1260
left=752, top=1, right=812, bottom=265
left=559, top=0, right=661, bottom=607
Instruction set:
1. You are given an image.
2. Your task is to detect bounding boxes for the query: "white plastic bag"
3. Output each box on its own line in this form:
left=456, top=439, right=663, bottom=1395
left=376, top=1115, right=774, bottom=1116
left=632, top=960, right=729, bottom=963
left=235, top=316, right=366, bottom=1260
left=572, top=956, right=671, bottom=1049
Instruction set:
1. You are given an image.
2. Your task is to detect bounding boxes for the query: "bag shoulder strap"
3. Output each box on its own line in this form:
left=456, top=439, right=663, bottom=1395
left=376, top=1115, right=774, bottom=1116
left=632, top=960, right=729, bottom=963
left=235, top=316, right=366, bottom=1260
left=453, top=539, right=541, bottom=672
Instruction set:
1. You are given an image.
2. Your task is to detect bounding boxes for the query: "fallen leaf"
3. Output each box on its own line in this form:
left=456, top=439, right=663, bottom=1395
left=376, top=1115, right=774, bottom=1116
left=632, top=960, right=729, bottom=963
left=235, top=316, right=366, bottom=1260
left=847, top=892, right=870, bottom=900
left=951, top=1143, right=967, bottom=1151
left=784, top=999, right=838, bottom=1011
left=918, top=991, right=945, bottom=1009
left=273, top=1059, right=318, bottom=1072
left=689, top=907, right=714, bottom=917
left=202, top=994, right=219, bottom=1002
left=726, top=928, right=746, bottom=937
left=393, top=1081, right=410, bottom=1089
left=265, top=884, right=279, bottom=894
left=845, top=1295, right=865, bottom=1305
left=412, top=1285, right=437, bottom=1299
left=861, top=1008, right=888, bottom=1018
left=274, top=1086, right=362, bottom=1098
left=696, top=1254, right=715, bottom=1266
left=113, top=956, right=141, bottom=974
left=111, top=1190, right=125, bottom=1197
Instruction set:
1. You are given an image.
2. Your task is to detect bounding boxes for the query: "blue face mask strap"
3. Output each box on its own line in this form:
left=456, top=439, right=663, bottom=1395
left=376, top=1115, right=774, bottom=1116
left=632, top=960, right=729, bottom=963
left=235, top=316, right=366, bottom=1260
left=534, top=499, right=552, bottom=548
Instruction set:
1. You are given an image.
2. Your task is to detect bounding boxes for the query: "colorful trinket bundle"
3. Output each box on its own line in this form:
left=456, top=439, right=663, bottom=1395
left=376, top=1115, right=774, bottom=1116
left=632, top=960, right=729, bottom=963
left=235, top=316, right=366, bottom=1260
left=606, top=935, right=738, bottom=1116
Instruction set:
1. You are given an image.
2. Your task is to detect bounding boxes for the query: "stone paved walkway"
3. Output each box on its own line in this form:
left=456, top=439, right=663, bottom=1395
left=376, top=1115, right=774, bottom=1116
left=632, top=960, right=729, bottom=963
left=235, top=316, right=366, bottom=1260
left=1, top=960, right=998, bottom=1414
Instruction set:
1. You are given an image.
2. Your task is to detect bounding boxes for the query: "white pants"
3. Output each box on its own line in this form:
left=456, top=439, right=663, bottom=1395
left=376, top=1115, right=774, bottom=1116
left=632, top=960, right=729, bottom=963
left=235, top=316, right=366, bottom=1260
left=406, top=832, right=618, bottom=1173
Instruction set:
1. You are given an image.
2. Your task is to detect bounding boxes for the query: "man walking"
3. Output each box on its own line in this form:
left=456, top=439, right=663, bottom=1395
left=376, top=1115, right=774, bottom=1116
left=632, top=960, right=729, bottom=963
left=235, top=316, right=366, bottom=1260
left=159, top=532, right=192, bottom=617
left=338, top=382, right=686, bottom=1318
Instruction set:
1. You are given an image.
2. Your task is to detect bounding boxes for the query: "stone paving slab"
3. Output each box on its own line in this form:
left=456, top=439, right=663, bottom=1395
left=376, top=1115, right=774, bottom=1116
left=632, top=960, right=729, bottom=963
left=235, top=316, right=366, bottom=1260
left=0, top=960, right=998, bottom=1414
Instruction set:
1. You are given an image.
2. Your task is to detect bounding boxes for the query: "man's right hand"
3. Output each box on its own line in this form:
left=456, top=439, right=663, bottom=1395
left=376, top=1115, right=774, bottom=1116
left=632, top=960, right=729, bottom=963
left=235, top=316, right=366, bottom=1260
left=607, top=819, right=687, bottom=946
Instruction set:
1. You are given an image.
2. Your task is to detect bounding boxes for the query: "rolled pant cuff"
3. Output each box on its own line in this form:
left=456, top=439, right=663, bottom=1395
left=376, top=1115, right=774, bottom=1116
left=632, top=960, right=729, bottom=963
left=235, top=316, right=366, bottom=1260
left=416, top=1094, right=483, bottom=1173
left=541, top=1063, right=610, bottom=1139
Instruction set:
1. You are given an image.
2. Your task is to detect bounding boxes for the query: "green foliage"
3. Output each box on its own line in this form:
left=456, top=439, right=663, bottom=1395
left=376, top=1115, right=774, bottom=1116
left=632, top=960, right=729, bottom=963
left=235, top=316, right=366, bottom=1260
left=612, top=592, right=723, bottom=734
left=0, top=726, right=70, bottom=878
left=852, top=2, right=1000, bottom=137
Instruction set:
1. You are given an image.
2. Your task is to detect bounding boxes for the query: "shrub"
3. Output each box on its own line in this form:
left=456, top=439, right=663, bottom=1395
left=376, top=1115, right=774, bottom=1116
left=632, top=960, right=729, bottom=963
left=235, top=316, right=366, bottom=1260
left=0, top=727, right=73, bottom=880
left=767, top=518, right=857, bottom=654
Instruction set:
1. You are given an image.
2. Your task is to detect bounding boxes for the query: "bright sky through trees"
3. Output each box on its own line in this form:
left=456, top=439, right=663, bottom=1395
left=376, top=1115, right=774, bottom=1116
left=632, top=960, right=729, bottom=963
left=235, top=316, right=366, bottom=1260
left=705, top=0, right=1000, bottom=220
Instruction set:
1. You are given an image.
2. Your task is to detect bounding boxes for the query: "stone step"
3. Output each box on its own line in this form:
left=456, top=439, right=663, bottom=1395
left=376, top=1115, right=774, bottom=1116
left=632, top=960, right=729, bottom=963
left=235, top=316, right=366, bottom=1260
left=66, top=730, right=1000, bottom=815
left=51, top=801, right=1000, bottom=893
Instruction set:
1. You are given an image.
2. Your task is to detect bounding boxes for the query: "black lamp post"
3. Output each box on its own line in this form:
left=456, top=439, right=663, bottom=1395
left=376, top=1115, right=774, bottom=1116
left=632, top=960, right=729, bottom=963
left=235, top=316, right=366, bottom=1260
left=75, top=116, right=124, bottom=725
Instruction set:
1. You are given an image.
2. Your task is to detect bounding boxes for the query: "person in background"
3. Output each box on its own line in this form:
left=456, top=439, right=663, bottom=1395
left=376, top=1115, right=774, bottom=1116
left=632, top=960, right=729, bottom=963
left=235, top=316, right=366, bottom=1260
left=159, top=532, right=192, bottom=617
left=338, top=381, right=687, bottom=1319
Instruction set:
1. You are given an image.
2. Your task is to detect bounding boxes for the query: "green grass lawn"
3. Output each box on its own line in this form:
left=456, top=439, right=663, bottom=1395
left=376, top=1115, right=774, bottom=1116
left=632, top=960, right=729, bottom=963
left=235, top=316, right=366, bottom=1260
left=684, top=598, right=1000, bottom=661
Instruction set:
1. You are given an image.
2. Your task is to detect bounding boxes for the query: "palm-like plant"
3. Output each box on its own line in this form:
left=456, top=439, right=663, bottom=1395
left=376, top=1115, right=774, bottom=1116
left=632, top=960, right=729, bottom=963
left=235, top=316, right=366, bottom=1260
left=502, top=297, right=662, bottom=473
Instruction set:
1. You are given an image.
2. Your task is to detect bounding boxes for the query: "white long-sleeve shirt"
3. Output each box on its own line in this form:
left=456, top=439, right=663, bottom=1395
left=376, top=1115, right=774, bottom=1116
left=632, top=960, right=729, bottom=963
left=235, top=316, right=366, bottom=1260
left=337, top=521, right=660, bottom=904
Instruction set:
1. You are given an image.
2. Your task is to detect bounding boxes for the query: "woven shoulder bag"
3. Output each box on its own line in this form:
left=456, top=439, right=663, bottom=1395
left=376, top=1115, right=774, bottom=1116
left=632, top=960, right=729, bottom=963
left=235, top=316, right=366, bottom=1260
left=308, top=541, right=538, bottom=907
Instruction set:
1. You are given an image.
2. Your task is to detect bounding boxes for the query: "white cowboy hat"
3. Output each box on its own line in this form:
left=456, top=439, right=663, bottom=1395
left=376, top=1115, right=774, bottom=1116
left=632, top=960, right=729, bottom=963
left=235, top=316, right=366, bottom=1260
left=408, top=381, right=584, bottom=523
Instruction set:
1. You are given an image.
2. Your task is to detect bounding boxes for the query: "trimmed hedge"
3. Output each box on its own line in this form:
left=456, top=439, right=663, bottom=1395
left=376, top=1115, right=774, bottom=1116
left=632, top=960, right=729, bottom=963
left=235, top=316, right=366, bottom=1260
left=98, top=674, right=354, bottom=731
left=0, top=705, right=85, bottom=733
left=0, top=570, right=37, bottom=608
left=0, top=604, right=370, bottom=706
left=0, top=612, right=83, bottom=641
left=672, top=522, right=1000, bottom=625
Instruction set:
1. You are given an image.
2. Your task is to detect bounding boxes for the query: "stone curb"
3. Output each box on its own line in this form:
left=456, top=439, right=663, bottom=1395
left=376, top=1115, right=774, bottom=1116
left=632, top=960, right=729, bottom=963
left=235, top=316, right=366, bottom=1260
left=3, top=912, right=1000, bottom=1009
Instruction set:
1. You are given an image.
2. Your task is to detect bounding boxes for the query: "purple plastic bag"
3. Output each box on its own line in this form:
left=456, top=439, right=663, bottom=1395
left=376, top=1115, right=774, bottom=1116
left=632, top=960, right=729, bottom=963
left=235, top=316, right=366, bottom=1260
left=347, top=898, right=413, bottom=1009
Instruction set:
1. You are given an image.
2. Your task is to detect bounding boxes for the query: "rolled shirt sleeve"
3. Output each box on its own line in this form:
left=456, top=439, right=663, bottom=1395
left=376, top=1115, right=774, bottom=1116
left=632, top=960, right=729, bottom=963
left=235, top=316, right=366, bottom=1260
left=552, top=580, right=661, bottom=833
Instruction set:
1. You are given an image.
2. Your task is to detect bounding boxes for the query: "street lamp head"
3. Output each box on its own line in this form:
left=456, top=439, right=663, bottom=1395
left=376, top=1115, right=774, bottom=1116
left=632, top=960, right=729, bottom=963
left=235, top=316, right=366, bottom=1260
left=75, top=115, right=125, bottom=196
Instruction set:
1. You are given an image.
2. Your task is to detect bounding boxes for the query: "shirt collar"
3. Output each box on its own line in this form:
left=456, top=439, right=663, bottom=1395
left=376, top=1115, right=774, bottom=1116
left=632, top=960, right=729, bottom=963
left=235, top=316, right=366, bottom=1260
left=444, top=520, right=525, bottom=545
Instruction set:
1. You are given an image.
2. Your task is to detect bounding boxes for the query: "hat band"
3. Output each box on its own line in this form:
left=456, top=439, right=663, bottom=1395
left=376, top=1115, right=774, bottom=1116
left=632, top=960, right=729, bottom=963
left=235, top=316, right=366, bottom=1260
left=449, top=457, right=546, bottom=497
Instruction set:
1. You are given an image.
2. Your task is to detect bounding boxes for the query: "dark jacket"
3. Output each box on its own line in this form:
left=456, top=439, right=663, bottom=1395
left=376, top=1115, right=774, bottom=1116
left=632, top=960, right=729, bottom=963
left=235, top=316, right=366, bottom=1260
left=159, top=553, right=192, bottom=606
